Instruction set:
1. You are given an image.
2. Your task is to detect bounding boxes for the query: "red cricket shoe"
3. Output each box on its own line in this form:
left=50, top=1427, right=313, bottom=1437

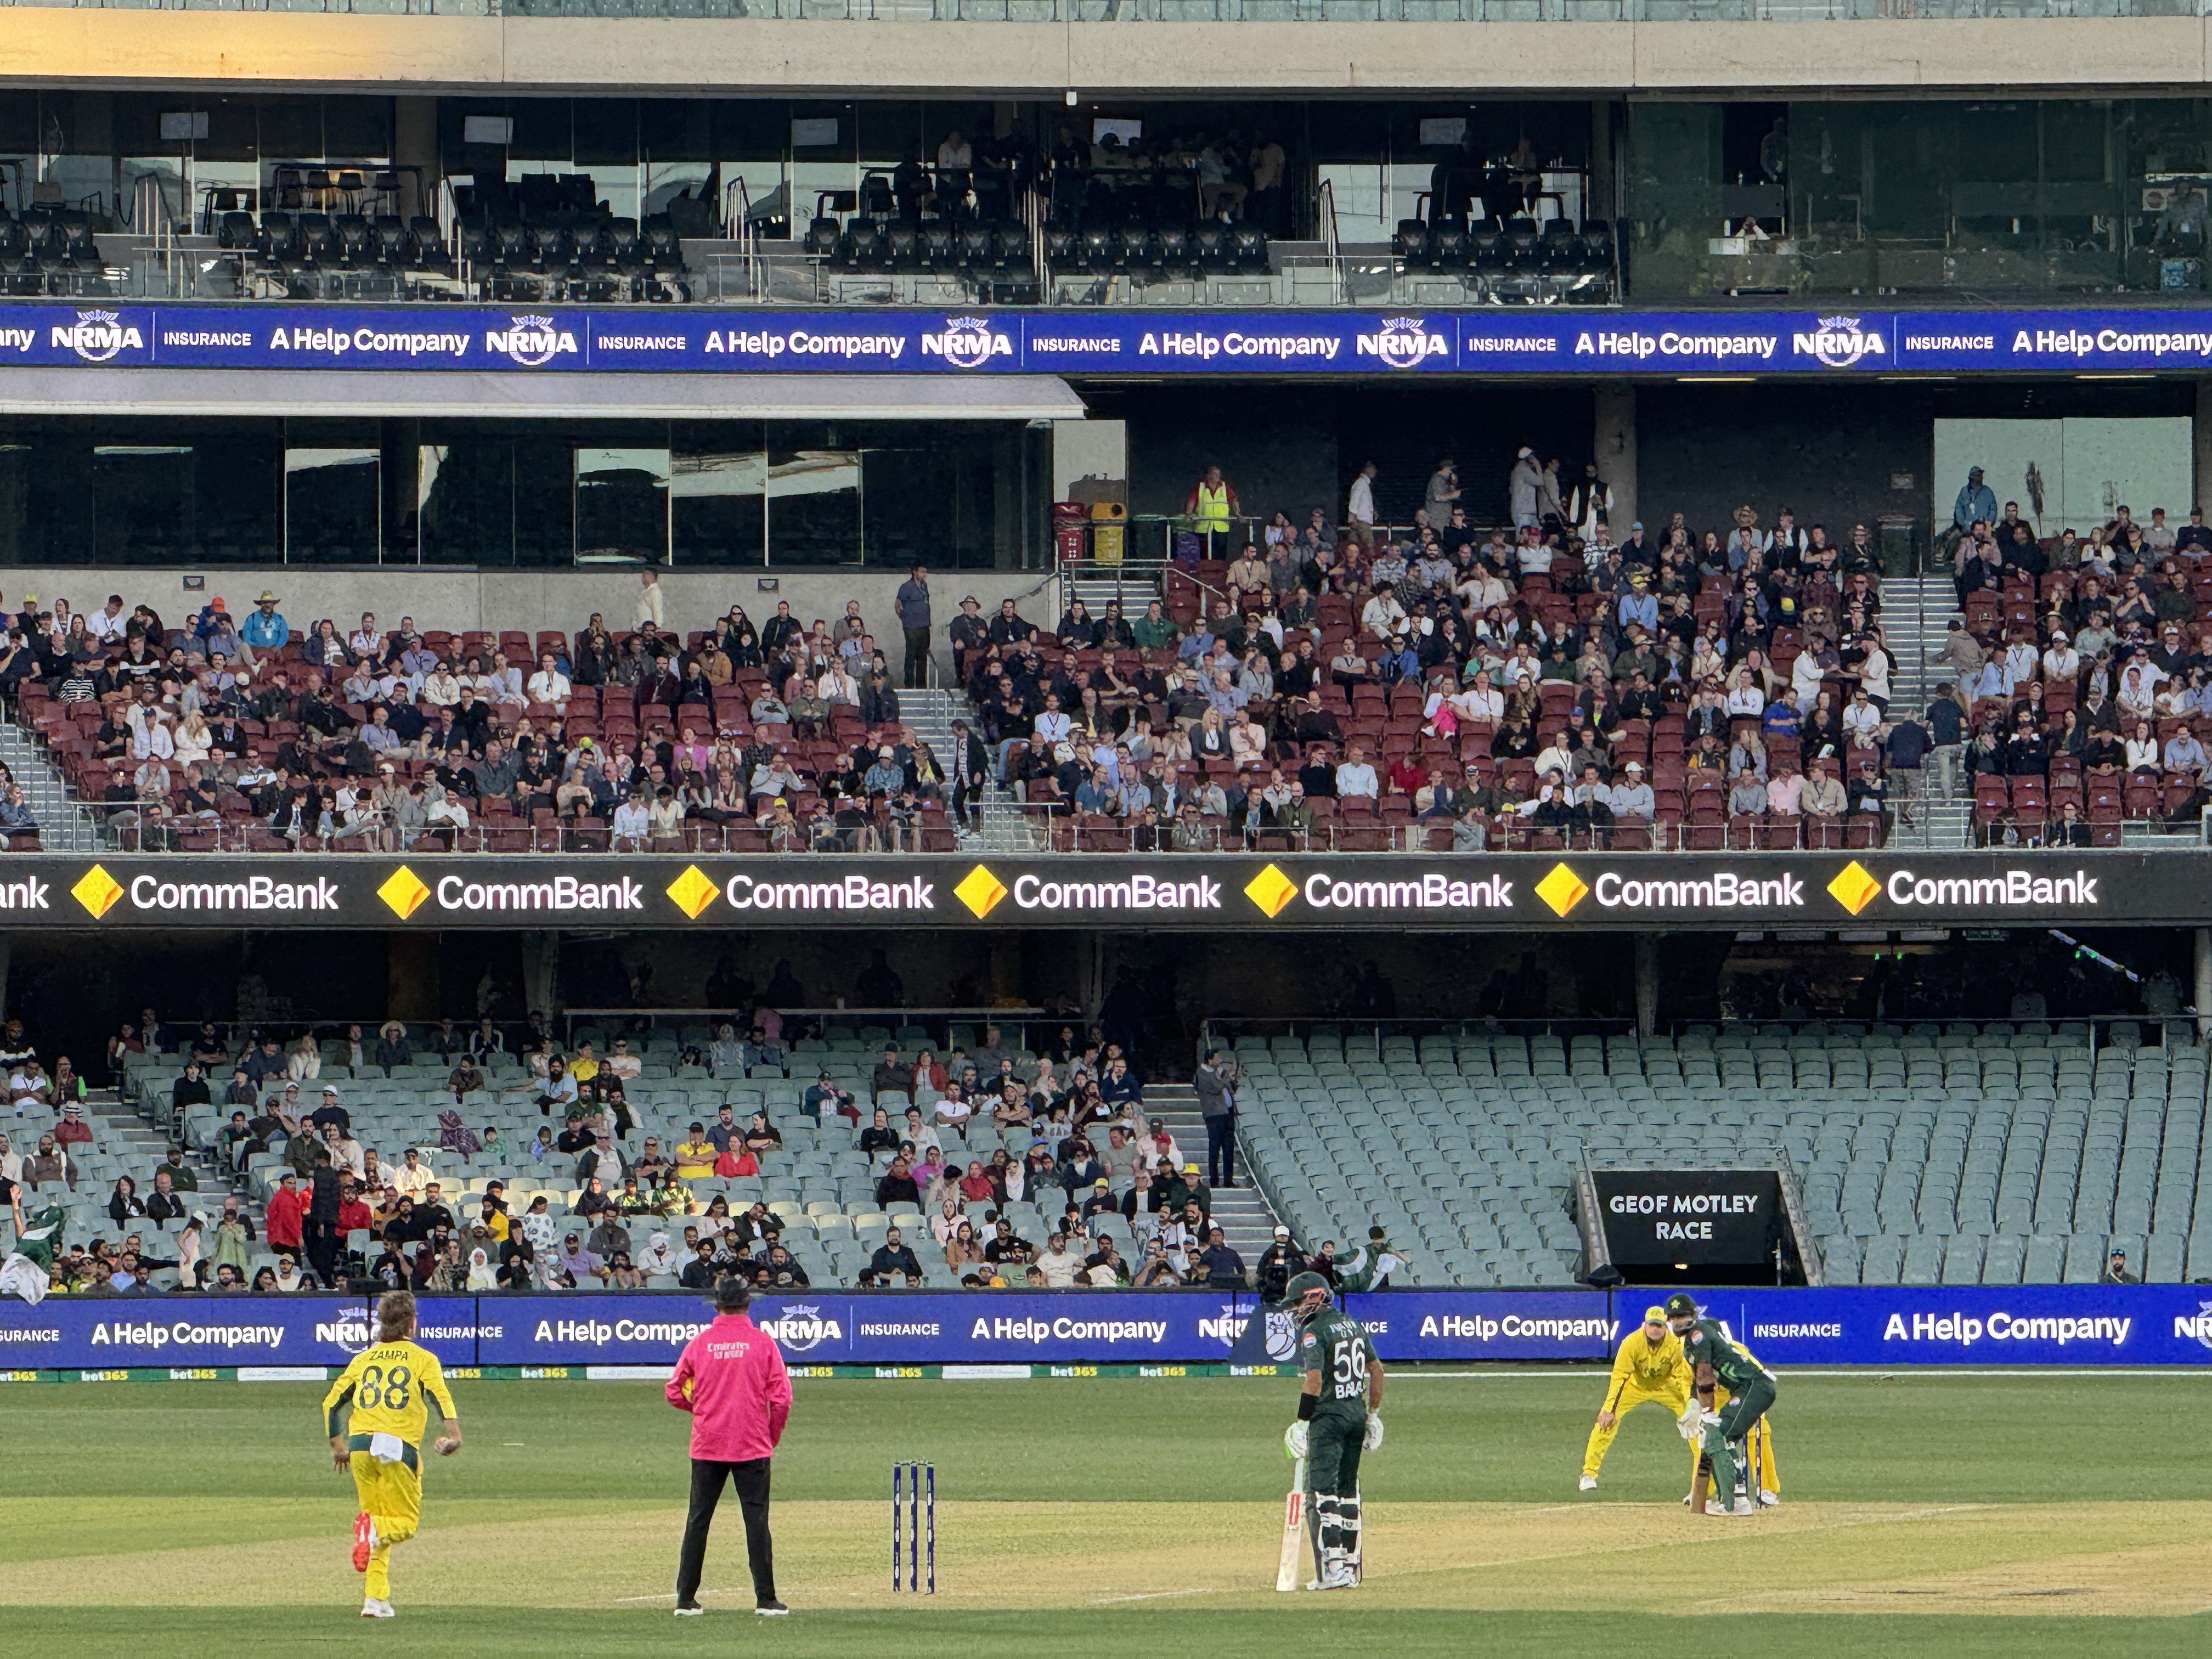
left=352, top=1511, right=376, bottom=1573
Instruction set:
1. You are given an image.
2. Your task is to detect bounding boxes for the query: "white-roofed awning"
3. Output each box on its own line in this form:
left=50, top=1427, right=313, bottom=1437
left=0, top=368, right=1085, bottom=422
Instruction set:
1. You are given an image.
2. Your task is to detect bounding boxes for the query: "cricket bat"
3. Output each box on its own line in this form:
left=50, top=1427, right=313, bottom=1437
left=1689, top=1454, right=1712, bottom=1515
left=1275, top=1457, right=1307, bottom=1591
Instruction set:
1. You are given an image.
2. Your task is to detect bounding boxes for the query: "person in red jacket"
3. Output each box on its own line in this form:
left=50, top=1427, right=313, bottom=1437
left=666, top=1276, right=792, bottom=1617
left=264, top=1170, right=309, bottom=1259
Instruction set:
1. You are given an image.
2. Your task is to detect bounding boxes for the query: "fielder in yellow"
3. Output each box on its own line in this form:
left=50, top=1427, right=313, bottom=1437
left=320, top=1290, right=463, bottom=1618
left=1579, top=1305, right=1690, bottom=1490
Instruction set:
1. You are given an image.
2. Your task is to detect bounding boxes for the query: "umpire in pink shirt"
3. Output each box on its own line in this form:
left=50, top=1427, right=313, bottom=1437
left=667, top=1277, right=793, bottom=1616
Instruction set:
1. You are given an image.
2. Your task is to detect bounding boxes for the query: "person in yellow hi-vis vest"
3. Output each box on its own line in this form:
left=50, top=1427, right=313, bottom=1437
left=1183, top=465, right=1240, bottom=558
left=321, top=1290, right=462, bottom=1618
left=1579, top=1304, right=1691, bottom=1490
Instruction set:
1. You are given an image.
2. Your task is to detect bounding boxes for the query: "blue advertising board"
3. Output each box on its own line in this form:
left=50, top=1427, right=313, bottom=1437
left=1, top=1285, right=2205, bottom=1368
left=8, top=302, right=2212, bottom=377
left=0, top=1294, right=478, bottom=1371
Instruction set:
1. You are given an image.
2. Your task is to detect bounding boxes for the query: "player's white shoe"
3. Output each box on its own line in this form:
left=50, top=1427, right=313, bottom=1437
left=672, top=1604, right=704, bottom=1617
left=1759, top=1489, right=1781, bottom=1508
left=1732, top=1497, right=1758, bottom=1515
left=1318, top=1564, right=1359, bottom=1590
left=1578, top=1474, right=1598, bottom=1491
left=360, top=1598, right=396, bottom=1618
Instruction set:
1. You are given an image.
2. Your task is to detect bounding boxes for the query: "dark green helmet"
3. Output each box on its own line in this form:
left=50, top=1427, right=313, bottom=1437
left=1284, top=1270, right=1333, bottom=1322
left=1664, top=1291, right=1699, bottom=1324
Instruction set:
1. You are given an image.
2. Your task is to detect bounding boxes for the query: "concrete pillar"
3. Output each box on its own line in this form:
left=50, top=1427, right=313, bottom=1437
left=2194, top=382, right=2212, bottom=516
left=386, top=934, right=438, bottom=1023
left=392, top=97, right=441, bottom=225
left=1633, top=934, right=1658, bottom=1038
left=2194, top=927, right=2211, bottom=1042
left=1595, top=383, right=1636, bottom=534
left=520, top=931, right=560, bottom=1022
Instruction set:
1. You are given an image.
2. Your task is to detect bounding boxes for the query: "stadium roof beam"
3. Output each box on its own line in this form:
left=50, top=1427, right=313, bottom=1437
left=0, top=368, right=1086, bottom=424
left=8, top=14, right=2212, bottom=98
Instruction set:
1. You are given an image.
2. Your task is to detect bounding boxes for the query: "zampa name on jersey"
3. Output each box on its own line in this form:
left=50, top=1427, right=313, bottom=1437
left=756, top=1305, right=843, bottom=1352
left=1355, top=317, right=1449, bottom=369
left=1792, top=315, right=1886, bottom=368
left=54, top=310, right=144, bottom=362
left=919, top=317, right=1014, bottom=369
left=484, top=314, right=579, bottom=366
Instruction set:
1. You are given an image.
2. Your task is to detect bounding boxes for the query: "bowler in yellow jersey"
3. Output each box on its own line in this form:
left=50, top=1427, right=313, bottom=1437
left=1579, top=1305, right=1691, bottom=1489
left=320, top=1290, right=462, bottom=1617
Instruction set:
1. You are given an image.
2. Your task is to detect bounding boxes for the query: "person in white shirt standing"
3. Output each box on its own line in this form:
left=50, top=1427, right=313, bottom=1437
left=1346, top=461, right=1378, bottom=548
left=635, top=571, right=666, bottom=631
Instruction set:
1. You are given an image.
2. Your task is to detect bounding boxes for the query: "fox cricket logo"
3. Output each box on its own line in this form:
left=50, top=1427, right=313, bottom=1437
left=1355, top=315, right=1451, bottom=369
left=484, top=314, right=579, bottom=367
left=919, top=315, right=1015, bottom=369
left=755, top=1303, right=843, bottom=1353
left=53, top=309, right=145, bottom=363
left=1792, top=315, right=1887, bottom=369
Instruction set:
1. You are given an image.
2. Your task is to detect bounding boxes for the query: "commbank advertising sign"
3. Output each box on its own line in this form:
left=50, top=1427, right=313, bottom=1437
left=14, top=303, right=2212, bottom=376
left=0, top=850, right=2194, bottom=931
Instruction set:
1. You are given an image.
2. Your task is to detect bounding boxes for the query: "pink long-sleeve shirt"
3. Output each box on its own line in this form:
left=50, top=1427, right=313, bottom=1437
left=665, top=1311, right=792, bottom=1462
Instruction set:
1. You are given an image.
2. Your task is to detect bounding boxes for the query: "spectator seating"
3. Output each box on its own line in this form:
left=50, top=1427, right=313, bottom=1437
left=1230, top=1022, right=2211, bottom=1288
left=126, top=1024, right=1127, bottom=1290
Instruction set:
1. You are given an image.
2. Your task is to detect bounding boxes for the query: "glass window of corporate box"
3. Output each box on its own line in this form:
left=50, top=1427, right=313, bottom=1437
left=0, top=417, right=1030, bottom=568
left=1626, top=97, right=2212, bottom=300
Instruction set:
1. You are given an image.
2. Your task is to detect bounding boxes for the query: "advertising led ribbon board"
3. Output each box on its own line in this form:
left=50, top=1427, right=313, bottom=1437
left=0, top=850, right=2196, bottom=930
left=14, top=305, right=2212, bottom=375
left=3, top=1288, right=2209, bottom=1368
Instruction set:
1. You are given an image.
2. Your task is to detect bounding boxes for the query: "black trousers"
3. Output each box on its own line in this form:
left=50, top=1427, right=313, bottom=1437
left=1204, top=1111, right=1235, bottom=1185
left=902, top=627, right=931, bottom=688
left=676, top=1457, right=776, bottom=1607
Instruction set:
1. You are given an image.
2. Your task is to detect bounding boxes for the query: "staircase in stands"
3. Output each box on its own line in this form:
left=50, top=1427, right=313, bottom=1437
left=0, top=719, right=104, bottom=850
left=1878, top=574, right=1974, bottom=850
left=902, top=686, right=1045, bottom=851
left=1141, top=1081, right=1286, bottom=1268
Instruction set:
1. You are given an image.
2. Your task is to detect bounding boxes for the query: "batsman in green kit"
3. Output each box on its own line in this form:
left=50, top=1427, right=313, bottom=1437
left=1279, top=1271, right=1384, bottom=1589
left=1666, top=1291, right=1775, bottom=1516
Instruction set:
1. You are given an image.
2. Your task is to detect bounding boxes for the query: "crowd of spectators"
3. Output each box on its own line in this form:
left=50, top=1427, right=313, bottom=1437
left=8, top=571, right=974, bottom=853
left=15, top=459, right=2207, bottom=857
left=1940, top=486, right=2212, bottom=842
left=3, top=1008, right=1307, bottom=1299
left=974, top=457, right=1933, bottom=850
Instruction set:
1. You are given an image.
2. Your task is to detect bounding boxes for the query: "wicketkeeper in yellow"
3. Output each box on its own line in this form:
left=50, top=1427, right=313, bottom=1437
left=1579, top=1304, right=1690, bottom=1489
left=320, top=1290, right=462, bottom=1617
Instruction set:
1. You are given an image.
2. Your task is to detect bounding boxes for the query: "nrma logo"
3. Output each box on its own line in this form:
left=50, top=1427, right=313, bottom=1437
left=1792, top=314, right=1887, bottom=369
left=485, top=314, right=579, bottom=367
left=2178, top=1302, right=2212, bottom=1351
left=1355, top=315, right=1449, bottom=369
left=919, top=315, right=1014, bottom=369
left=314, top=1306, right=375, bottom=1353
left=757, top=1304, right=842, bottom=1352
left=53, top=309, right=144, bottom=363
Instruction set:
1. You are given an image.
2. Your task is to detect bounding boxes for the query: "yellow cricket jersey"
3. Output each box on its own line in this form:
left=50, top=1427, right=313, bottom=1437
left=323, top=1339, right=458, bottom=1449
left=1602, top=1328, right=1688, bottom=1409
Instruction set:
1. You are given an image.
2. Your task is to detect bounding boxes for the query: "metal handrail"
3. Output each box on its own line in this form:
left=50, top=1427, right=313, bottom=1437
left=1316, top=175, right=1342, bottom=303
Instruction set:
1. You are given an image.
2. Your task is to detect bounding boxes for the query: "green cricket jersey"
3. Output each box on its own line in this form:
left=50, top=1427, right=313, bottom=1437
left=1680, top=1317, right=1772, bottom=1392
left=1299, top=1306, right=1378, bottom=1424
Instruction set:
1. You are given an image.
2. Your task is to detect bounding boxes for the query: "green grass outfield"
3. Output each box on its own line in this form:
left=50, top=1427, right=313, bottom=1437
left=3, top=1368, right=2209, bottom=1656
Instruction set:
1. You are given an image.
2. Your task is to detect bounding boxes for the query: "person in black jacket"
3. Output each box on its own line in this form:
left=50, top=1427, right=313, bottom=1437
left=306, top=1160, right=343, bottom=1286
left=872, top=1156, right=921, bottom=1210
left=859, top=1226, right=922, bottom=1287
left=170, top=1059, right=212, bottom=1118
